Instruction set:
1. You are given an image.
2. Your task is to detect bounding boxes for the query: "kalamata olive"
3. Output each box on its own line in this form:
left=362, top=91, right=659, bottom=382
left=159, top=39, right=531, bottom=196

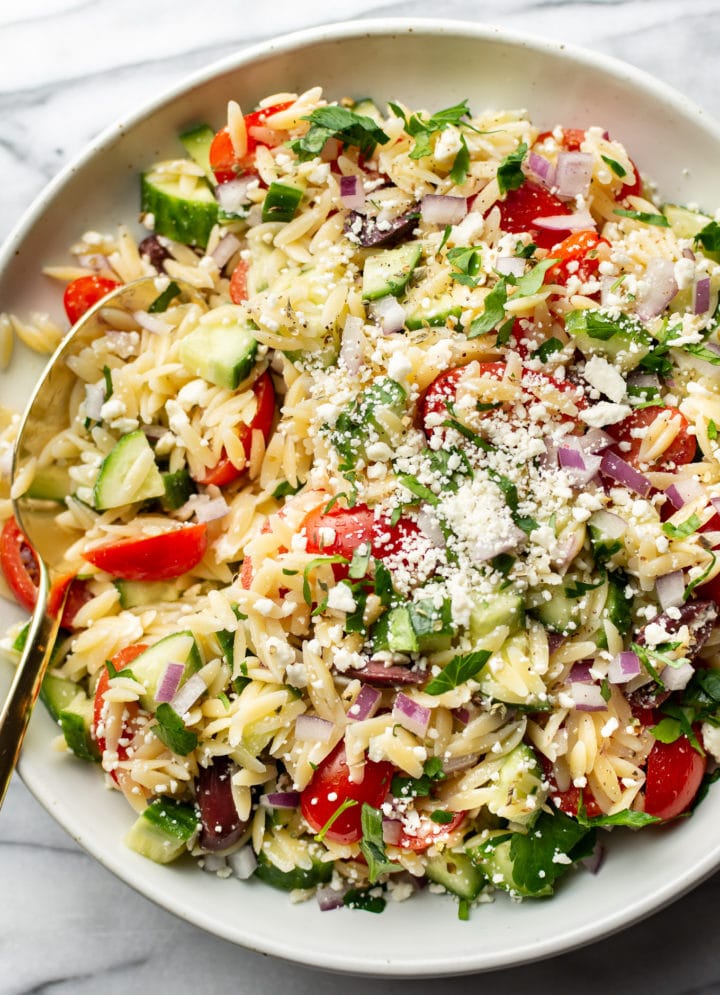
left=138, top=234, right=171, bottom=273
left=195, top=756, right=247, bottom=851
left=347, top=661, right=426, bottom=686
left=344, top=207, right=419, bottom=248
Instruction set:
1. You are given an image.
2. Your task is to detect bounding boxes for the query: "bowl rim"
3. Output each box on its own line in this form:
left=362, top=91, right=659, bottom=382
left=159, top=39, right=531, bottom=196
left=5, top=16, right=720, bottom=976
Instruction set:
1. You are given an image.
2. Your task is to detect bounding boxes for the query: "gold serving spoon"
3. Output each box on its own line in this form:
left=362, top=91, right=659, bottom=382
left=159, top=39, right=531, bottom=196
left=0, top=276, right=200, bottom=806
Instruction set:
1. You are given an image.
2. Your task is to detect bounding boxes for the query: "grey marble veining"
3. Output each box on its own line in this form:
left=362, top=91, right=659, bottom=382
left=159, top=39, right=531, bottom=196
left=3, top=2, right=720, bottom=992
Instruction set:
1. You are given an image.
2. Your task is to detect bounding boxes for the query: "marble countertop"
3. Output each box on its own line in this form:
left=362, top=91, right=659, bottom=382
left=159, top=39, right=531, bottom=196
left=4, top=1, right=720, bottom=992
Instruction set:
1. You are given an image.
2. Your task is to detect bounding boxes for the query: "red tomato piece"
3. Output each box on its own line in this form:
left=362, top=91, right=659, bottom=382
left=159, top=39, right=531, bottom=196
left=547, top=230, right=607, bottom=286
left=198, top=371, right=276, bottom=487
left=606, top=406, right=696, bottom=470
left=229, top=260, right=249, bottom=304
left=536, top=127, right=587, bottom=151
left=419, top=361, right=507, bottom=435
left=643, top=734, right=706, bottom=821
left=0, top=516, right=39, bottom=613
left=302, top=503, right=375, bottom=560
left=92, top=644, right=148, bottom=780
left=397, top=811, right=467, bottom=852
left=209, top=100, right=294, bottom=183
left=300, top=742, right=394, bottom=844
left=47, top=572, right=93, bottom=630
left=63, top=275, right=120, bottom=325
left=496, top=180, right=572, bottom=250
left=83, top=523, right=207, bottom=580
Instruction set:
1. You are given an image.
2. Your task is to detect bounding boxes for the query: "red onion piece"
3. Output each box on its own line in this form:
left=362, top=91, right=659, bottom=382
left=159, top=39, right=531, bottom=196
left=382, top=818, right=403, bottom=845
left=655, top=570, right=686, bottom=611
left=693, top=277, right=711, bottom=315
left=193, top=496, right=230, bottom=524
left=525, top=151, right=555, bottom=188
left=339, top=315, right=365, bottom=375
left=534, top=210, right=595, bottom=231
left=607, top=650, right=641, bottom=684
left=495, top=256, right=526, bottom=278
left=711, top=496, right=720, bottom=517
left=635, top=259, right=678, bottom=321
left=316, top=885, right=347, bottom=911
left=558, top=445, right=601, bottom=485
left=442, top=753, right=480, bottom=774
left=211, top=231, right=242, bottom=269
left=227, top=846, right=257, bottom=880
left=600, top=451, right=652, bottom=497
left=578, top=427, right=614, bottom=453
left=569, top=682, right=606, bottom=711
left=554, top=152, right=594, bottom=199
left=340, top=174, right=366, bottom=213
left=372, top=295, right=406, bottom=334
left=581, top=842, right=606, bottom=875
left=261, top=791, right=301, bottom=809
left=295, top=714, right=335, bottom=742
left=170, top=672, right=206, bottom=715
left=661, top=660, right=694, bottom=691
left=683, top=247, right=696, bottom=261
left=215, top=176, right=255, bottom=214
left=85, top=383, right=105, bottom=421
left=347, top=684, right=382, bottom=722
left=453, top=706, right=470, bottom=726
left=569, top=661, right=594, bottom=683
left=666, top=478, right=706, bottom=509
left=420, top=194, right=467, bottom=225
left=155, top=661, right=185, bottom=703
left=392, top=693, right=431, bottom=738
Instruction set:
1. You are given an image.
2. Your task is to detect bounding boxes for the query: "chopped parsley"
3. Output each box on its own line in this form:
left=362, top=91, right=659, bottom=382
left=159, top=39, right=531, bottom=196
left=343, top=886, right=386, bottom=914
left=695, top=219, right=720, bottom=255
left=148, top=280, right=181, bottom=313
left=102, top=365, right=114, bottom=399
left=424, top=650, right=491, bottom=695
left=153, top=703, right=198, bottom=756
left=497, top=142, right=527, bottom=195
left=272, top=479, right=304, bottom=499
left=533, top=337, right=564, bottom=362
left=614, top=208, right=670, bottom=227
left=392, top=756, right=445, bottom=798
left=289, top=105, right=389, bottom=161
left=708, top=419, right=718, bottom=441
left=105, top=658, right=136, bottom=681
left=601, top=154, right=627, bottom=178
left=389, top=98, right=473, bottom=161
left=314, top=798, right=358, bottom=843
left=447, top=246, right=482, bottom=287
left=359, top=804, right=400, bottom=882
left=507, top=810, right=596, bottom=895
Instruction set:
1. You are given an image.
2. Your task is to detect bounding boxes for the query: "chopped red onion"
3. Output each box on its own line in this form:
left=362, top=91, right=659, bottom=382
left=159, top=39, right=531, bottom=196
left=525, top=151, right=555, bottom=188
left=581, top=842, right=606, bottom=875
left=635, top=259, right=678, bottom=321
left=295, top=713, right=334, bottom=743
left=211, top=231, right=242, bottom=269
left=420, top=194, right=467, bottom=225
left=227, top=846, right=257, bottom=880
left=416, top=509, right=446, bottom=548
left=392, top=693, right=431, bottom=738
left=683, top=247, right=696, bottom=261
left=547, top=632, right=566, bottom=654
left=193, top=495, right=230, bottom=524
left=347, top=684, right=381, bottom=722
left=133, top=310, right=173, bottom=335
left=554, top=152, right=594, bottom=199
left=261, top=791, right=301, bottom=809
left=339, top=315, right=365, bottom=375
left=495, top=256, right=526, bottom=278
left=215, top=176, right=255, bottom=214
left=452, top=705, right=473, bottom=726
left=600, top=451, right=652, bottom=497
left=382, top=818, right=403, bottom=845
left=534, top=210, right=595, bottom=232
left=569, top=661, right=594, bottom=683
left=170, top=672, right=206, bottom=715
left=316, top=885, right=347, bottom=911
left=340, top=175, right=366, bottom=213
left=558, top=445, right=601, bottom=484
left=155, top=661, right=185, bottom=703
left=442, top=753, right=481, bottom=774
left=607, top=650, right=641, bottom=684
left=578, top=427, right=614, bottom=453
left=665, top=477, right=706, bottom=509
left=372, top=294, right=406, bottom=334
left=661, top=660, right=695, bottom=691
left=569, top=682, right=606, bottom=711
left=85, top=382, right=105, bottom=421
left=693, top=277, right=711, bottom=315
left=655, top=570, right=685, bottom=611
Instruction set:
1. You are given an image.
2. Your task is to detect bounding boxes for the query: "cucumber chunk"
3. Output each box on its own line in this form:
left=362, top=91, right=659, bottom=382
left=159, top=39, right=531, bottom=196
left=425, top=850, right=485, bottom=900
left=114, top=578, right=185, bottom=609
left=565, top=308, right=651, bottom=373
left=362, top=242, right=422, bottom=301
left=352, top=98, right=385, bottom=125
left=531, top=589, right=581, bottom=635
left=373, top=598, right=454, bottom=654
left=179, top=306, right=258, bottom=390
left=179, top=123, right=215, bottom=180
left=662, top=203, right=713, bottom=240
left=141, top=165, right=218, bottom=248
left=93, top=430, right=165, bottom=510
left=261, top=182, right=303, bottom=223
left=467, top=830, right=552, bottom=898
left=130, top=631, right=203, bottom=711
left=58, top=691, right=100, bottom=761
left=161, top=468, right=194, bottom=511
left=40, top=673, right=80, bottom=721
left=125, top=797, right=199, bottom=863
left=330, top=376, right=407, bottom=466
left=485, top=744, right=547, bottom=826
left=255, top=844, right=332, bottom=891
left=25, top=464, right=71, bottom=502
left=469, top=590, right=524, bottom=642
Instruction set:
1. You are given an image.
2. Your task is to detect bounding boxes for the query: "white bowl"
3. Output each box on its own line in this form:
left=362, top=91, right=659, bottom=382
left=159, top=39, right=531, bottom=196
left=2, top=18, right=720, bottom=977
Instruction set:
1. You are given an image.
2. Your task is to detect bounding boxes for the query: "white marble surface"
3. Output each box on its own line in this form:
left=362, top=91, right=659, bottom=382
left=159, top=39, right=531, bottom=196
left=4, top=1, right=720, bottom=992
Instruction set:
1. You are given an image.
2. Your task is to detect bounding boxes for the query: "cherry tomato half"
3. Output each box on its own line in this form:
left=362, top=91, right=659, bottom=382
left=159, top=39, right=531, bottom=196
left=209, top=100, right=295, bottom=183
left=419, top=361, right=507, bottom=435
left=83, top=523, right=207, bottom=581
left=92, top=644, right=148, bottom=780
left=229, top=260, right=249, bottom=304
left=47, top=572, right=93, bottom=630
left=643, top=734, right=706, bottom=821
left=63, top=275, right=120, bottom=325
left=541, top=757, right=604, bottom=819
left=606, top=406, right=696, bottom=470
left=300, top=742, right=394, bottom=844
left=536, top=127, right=587, bottom=151
left=0, top=517, right=40, bottom=613
left=547, top=230, right=607, bottom=286
left=396, top=811, right=467, bottom=852
left=496, top=180, right=572, bottom=250
left=198, top=371, right=276, bottom=487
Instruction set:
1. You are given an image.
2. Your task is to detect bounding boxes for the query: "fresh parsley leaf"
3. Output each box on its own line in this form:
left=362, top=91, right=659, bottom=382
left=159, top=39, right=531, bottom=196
left=232, top=676, right=251, bottom=695
left=656, top=702, right=704, bottom=755
left=564, top=308, right=648, bottom=344
left=373, top=559, right=394, bottom=606
left=650, top=716, right=682, bottom=743
left=359, top=804, right=401, bottom=883
left=289, top=106, right=389, bottom=162
left=430, top=809, right=454, bottom=824
left=397, top=473, right=439, bottom=506
left=600, top=678, right=611, bottom=703
left=513, top=257, right=558, bottom=296
left=153, top=703, right=198, bottom=756
left=148, top=280, right=181, bottom=313
left=695, top=220, right=720, bottom=255
left=272, top=479, right=304, bottom=499
left=390, top=99, right=473, bottom=162
left=441, top=417, right=494, bottom=450
left=102, top=365, right=114, bottom=399
left=662, top=513, right=701, bottom=539
left=509, top=810, right=595, bottom=895
left=302, top=555, right=348, bottom=606
left=614, top=208, right=670, bottom=227
left=692, top=767, right=720, bottom=810
left=314, top=798, right=358, bottom=843
left=490, top=552, right=515, bottom=576
left=424, top=650, right=491, bottom=695
left=450, top=136, right=471, bottom=185
left=487, top=468, right=538, bottom=534
left=438, top=224, right=452, bottom=253
left=497, top=142, right=527, bottom=195
left=601, top=154, right=627, bottom=178
left=576, top=807, right=660, bottom=828
left=495, top=316, right=515, bottom=347
left=392, top=757, right=446, bottom=798
left=684, top=553, right=716, bottom=601
left=630, top=642, right=666, bottom=689
left=564, top=572, right=606, bottom=599
left=683, top=343, right=720, bottom=366
left=708, top=419, right=718, bottom=441
left=533, top=337, right=564, bottom=362
left=343, top=886, right=386, bottom=914
left=426, top=446, right=472, bottom=489
left=105, top=659, right=136, bottom=681
left=447, top=246, right=482, bottom=288
left=468, top=278, right=508, bottom=337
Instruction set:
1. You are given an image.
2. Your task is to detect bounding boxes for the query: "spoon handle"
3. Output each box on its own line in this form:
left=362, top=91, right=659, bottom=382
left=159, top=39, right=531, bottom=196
left=0, top=562, right=61, bottom=808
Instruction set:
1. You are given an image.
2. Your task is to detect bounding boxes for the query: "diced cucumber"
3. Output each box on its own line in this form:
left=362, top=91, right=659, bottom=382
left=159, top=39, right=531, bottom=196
left=373, top=606, right=419, bottom=654
left=130, top=631, right=203, bottom=711
left=531, top=589, right=581, bottom=635
left=93, top=430, right=165, bottom=511
left=125, top=797, right=199, bottom=863
left=467, top=830, right=551, bottom=898
left=25, top=464, right=70, bottom=502
left=588, top=511, right=624, bottom=565
left=373, top=598, right=454, bottom=654
left=141, top=165, right=218, bottom=248
left=486, top=744, right=547, bottom=826
left=477, top=632, right=548, bottom=708
left=425, top=850, right=485, bottom=900
left=179, top=306, right=258, bottom=390
left=179, top=123, right=215, bottom=181
left=662, top=203, right=713, bottom=240
left=58, top=691, right=100, bottom=761
left=40, top=673, right=80, bottom=722
left=261, top=182, right=303, bottom=223
left=255, top=844, right=332, bottom=891
left=352, top=98, right=385, bottom=125
left=362, top=243, right=422, bottom=301
left=161, top=468, right=194, bottom=511
left=405, top=296, right=463, bottom=331
left=114, top=578, right=185, bottom=610
left=565, top=308, right=651, bottom=373
left=596, top=571, right=633, bottom=649
left=469, top=590, right=524, bottom=642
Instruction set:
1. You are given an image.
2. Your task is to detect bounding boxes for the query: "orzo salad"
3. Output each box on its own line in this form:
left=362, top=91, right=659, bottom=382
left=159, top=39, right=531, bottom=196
left=3, top=88, right=720, bottom=915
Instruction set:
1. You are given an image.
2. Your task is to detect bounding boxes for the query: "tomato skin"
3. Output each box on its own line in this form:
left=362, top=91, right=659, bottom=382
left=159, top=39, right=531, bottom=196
left=0, top=517, right=40, bottom=612
left=496, top=180, right=572, bottom=250
left=643, top=734, right=706, bottom=821
left=63, top=275, right=120, bottom=325
left=607, top=406, right=696, bottom=470
left=302, top=503, right=375, bottom=560
left=419, top=362, right=507, bottom=434
left=536, top=127, right=587, bottom=151
left=547, top=231, right=606, bottom=286
left=198, top=371, right=276, bottom=487
left=47, top=572, right=93, bottom=630
left=300, top=742, right=394, bottom=844
left=397, top=811, right=467, bottom=852
left=83, top=523, right=207, bottom=580
left=209, top=101, right=294, bottom=183
left=92, top=644, right=147, bottom=784
left=229, top=260, right=249, bottom=304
